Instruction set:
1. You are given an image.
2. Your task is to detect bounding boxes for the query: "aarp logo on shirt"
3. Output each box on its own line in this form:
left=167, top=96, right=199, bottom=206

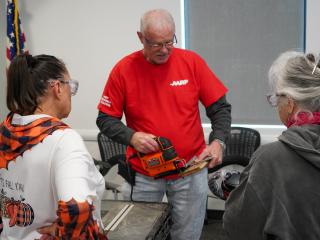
left=169, top=79, right=189, bottom=87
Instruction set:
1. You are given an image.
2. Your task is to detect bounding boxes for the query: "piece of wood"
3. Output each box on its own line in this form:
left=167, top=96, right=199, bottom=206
left=180, top=161, right=208, bottom=177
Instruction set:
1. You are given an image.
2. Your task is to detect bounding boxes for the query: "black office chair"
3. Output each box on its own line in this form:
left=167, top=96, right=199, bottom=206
left=206, top=127, right=261, bottom=213
left=208, top=127, right=261, bottom=198
left=209, top=127, right=261, bottom=171
left=94, top=132, right=127, bottom=200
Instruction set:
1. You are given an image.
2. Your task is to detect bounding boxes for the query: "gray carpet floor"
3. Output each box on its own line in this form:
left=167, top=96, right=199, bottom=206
left=200, top=210, right=228, bottom=240
left=201, top=219, right=227, bottom=240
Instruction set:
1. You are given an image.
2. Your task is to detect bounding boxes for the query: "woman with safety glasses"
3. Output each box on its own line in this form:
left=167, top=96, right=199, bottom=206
left=0, top=54, right=107, bottom=239
left=223, top=51, right=320, bottom=240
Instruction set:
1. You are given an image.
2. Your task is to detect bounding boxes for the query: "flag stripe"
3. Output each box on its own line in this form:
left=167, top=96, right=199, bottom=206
left=6, top=0, right=28, bottom=66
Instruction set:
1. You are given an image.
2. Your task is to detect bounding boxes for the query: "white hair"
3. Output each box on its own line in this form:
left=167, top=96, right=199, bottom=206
left=140, top=9, right=175, bottom=35
left=268, top=50, right=320, bottom=111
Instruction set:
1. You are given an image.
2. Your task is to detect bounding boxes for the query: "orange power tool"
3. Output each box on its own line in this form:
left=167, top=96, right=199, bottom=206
left=137, top=137, right=186, bottom=178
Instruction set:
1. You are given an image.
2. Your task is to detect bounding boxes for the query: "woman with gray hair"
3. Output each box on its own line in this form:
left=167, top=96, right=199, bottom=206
left=223, top=51, right=320, bottom=240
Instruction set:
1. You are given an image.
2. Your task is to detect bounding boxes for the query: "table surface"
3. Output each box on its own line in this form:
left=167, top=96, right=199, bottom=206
left=101, top=200, right=170, bottom=240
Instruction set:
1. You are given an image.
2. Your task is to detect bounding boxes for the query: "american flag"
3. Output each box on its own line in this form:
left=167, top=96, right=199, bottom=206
left=6, top=0, right=28, bottom=65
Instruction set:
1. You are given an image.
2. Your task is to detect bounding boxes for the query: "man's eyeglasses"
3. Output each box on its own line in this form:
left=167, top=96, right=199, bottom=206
left=59, top=79, right=79, bottom=96
left=266, top=93, right=286, bottom=107
left=144, top=34, right=178, bottom=49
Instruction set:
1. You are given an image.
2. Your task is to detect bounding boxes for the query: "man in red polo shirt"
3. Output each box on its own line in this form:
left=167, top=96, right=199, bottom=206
left=97, top=9, right=231, bottom=240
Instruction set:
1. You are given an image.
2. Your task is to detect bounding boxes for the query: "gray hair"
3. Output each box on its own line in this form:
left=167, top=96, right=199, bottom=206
left=140, top=9, right=175, bottom=35
left=268, top=51, right=320, bottom=112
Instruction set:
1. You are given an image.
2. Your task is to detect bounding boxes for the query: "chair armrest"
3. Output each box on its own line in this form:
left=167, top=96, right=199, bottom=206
left=105, top=182, right=121, bottom=193
left=93, top=158, right=112, bottom=170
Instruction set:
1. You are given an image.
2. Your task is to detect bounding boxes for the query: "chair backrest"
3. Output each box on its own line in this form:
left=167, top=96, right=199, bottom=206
left=209, top=127, right=261, bottom=166
left=226, top=127, right=260, bottom=160
left=208, top=127, right=261, bottom=199
left=97, top=132, right=127, bottom=176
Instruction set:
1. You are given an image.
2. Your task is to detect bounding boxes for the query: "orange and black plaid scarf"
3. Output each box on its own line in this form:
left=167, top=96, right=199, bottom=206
left=0, top=112, right=69, bottom=169
left=56, top=198, right=107, bottom=239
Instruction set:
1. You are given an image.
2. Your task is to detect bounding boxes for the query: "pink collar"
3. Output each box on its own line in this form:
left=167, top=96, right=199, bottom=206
left=286, top=112, right=320, bottom=127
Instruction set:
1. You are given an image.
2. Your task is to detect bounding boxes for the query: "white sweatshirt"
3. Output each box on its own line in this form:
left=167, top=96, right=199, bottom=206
left=0, top=114, right=105, bottom=239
